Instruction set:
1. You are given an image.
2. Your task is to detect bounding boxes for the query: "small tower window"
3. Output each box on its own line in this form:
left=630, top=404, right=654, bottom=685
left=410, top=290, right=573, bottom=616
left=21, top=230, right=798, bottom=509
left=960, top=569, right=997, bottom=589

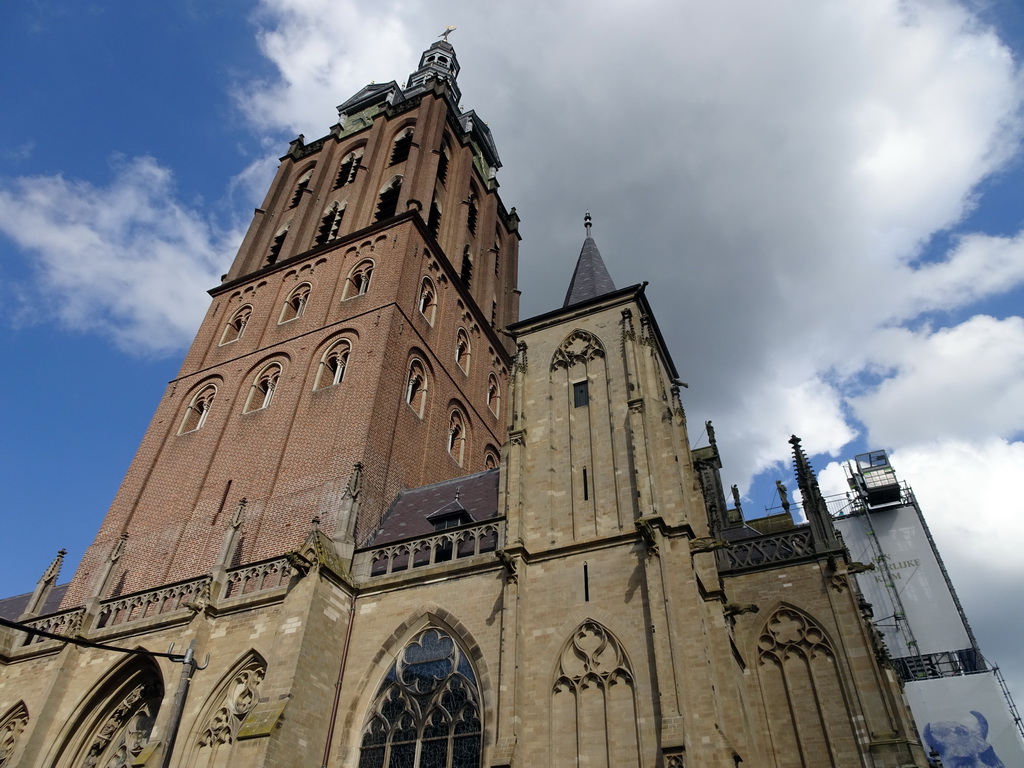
left=244, top=363, right=282, bottom=413
left=428, top=196, right=442, bottom=238
left=455, top=329, right=471, bottom=374
left=436, top=146, right=450, bottom=185
left=460, top=246, right=473, bottom=288
left=389, top=129, right=414, bottom=165
left=573, top=381, right=589, bottom=408
left=315, top=340, right=351, bottom=390
left=343, top=260, right=374, bottom=299
left=486, top=374, right=500, bottom=416
left=466, top=194, right=478, bottom=235
left=289, top=169, right=314, bottom=208
left=484, top=449, right=499, bottom=470
left=376, top=177, right=402, bottom=221
left=179, top=385, right=216, bottom=434
left=406, top=360, right=428, bottom=417
left=267, top=226, right=288, bottom=265
left=279, top=283, right=310, bottom=324
left=418, top=277, right=437, bottom=324
left=220, top=305, right=252, bottom=345
left=448, top=409, right=466, bottom=465
left=315, top=202, right=345, bottom=246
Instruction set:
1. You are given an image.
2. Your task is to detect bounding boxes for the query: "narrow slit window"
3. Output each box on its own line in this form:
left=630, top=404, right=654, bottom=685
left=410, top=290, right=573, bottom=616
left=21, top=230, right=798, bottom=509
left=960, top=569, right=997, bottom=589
left=583, top=467, right=589, bottom=500
left=583, top=562, right=590, bottom=602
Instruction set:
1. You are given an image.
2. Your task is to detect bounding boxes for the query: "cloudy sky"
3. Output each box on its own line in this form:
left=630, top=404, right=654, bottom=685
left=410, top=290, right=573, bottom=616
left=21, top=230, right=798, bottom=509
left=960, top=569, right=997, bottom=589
left=1, top=0, right=1022, bottom=710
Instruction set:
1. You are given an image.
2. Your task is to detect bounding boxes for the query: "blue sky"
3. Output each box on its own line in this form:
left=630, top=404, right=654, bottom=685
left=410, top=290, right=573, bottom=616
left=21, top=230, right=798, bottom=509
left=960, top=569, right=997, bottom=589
left=2, top=0, right=1023, bottom=707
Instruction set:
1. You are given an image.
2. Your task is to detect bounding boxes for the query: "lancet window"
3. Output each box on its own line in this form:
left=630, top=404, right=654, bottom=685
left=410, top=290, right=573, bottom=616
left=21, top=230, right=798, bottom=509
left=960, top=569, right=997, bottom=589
left=455, top=330, right=471, bottom=374
left=189, top=654, right=266, bottom=767
left=389, top=128, right=414, bottom=166
left=419, top=278, right=437, bottom=324
left=316, top=202, right=346, bottom=245
left=357, top=628, right=482, bottom=768
left=289, top=168, right=314, bottom=208
left=486, top=375, right=500, bottom=416
left=0, top=702, right=28, bottom=767
left=448, top=409, right=467, bottom=464
left=334, top=150, right=362, bottom=188
left=376, top=177, right=403, bottom=221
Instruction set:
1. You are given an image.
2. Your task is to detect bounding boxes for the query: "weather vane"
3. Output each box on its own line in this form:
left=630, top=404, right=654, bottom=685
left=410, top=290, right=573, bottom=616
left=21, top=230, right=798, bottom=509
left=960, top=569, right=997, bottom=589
left=439, top=26, right=457, bottom=43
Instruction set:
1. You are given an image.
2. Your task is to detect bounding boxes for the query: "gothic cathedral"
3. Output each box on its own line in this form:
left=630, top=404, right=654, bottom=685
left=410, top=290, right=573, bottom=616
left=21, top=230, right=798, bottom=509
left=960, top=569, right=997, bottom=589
left=0, top=40, right=929, bottom=768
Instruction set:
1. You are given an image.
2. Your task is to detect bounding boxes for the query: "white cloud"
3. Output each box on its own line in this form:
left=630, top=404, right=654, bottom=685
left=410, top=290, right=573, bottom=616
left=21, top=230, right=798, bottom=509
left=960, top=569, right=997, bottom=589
left=852, top=316, right=1024, bottom=446
left=0, top=156, right=239, bottom=355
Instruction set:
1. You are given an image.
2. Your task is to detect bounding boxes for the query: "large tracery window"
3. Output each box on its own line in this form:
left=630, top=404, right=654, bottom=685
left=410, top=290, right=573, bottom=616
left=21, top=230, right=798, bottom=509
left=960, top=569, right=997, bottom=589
left=358, top=628, right=482, bottom=768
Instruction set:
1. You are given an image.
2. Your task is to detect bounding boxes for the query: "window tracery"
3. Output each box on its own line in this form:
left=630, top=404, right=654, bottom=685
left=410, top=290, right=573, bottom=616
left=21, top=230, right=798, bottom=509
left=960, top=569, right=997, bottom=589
left=192, top=655, right=266, bottom=763
left=455, top=330, right=470, bottom=374
left=419, top=278, right=437, bottom=324
left=376, top=177, right=403, bottom=221
left=334, top=150, right=362, bottom=188
left=220, top=305, right=252, bottom=345
left=344, top=260, right=374, bottom=299
left=0, top=702, right=28, bottom=767
left=389, top=129, right=414, bottom=166
left=180, top=385, right=216, bottom=434
left=357, top=628, right=482, bottom=768
left=244, top=364, right=282, bottom=413
left=406, top=360, right=428, bottom=417
left=551, top=330, right=605, bottom=370
left=279, top=283, right=311, bottom=324
left=289, top=168, right=314, bottom=208
left=448, top=410, right=466, bottom=465
left=316, top=340, right=351, bottom=390
left=316, top=202, right=346, bottom=245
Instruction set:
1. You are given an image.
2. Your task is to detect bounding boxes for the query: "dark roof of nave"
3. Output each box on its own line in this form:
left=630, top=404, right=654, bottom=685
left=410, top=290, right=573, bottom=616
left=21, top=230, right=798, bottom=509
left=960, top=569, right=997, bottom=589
left=0, top=583, right=68, bottom=621
left=363, top=468, right=501, bottom=548
left=563, top=236, right=617, bottom=308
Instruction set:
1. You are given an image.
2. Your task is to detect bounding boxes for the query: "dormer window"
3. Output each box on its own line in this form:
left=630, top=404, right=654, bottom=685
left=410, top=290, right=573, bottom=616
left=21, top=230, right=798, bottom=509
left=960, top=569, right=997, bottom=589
left=431, top=511, right=470, bottom=531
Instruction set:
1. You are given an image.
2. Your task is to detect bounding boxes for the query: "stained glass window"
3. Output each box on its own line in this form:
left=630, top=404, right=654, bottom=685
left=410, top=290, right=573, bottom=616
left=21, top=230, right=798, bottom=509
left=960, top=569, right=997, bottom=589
left=358, top=628, right=482, bottom=768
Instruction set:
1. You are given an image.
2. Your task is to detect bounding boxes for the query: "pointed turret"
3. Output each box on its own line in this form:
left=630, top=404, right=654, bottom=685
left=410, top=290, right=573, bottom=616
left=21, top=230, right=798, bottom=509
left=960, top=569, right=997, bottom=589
left=563, top=212, right=616, bottom=307
left=789, top=435, right=840, bottom=551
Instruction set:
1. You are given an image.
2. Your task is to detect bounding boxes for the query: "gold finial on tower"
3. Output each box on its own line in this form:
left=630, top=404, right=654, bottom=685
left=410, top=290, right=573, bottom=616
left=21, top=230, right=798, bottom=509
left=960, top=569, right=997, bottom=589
left=439, top=25, right=457, bottom=42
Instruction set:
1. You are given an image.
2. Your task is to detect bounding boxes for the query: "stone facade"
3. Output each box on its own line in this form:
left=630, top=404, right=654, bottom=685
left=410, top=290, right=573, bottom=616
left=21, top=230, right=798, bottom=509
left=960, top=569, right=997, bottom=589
left=0, top=40, right=928, bottom=768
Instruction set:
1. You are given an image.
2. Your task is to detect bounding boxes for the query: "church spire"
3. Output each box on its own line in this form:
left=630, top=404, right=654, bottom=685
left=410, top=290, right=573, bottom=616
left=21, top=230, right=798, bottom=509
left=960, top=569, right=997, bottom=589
left=405, top=32, right=463, bottom=106
left=563, top=211, right=616, bottom=307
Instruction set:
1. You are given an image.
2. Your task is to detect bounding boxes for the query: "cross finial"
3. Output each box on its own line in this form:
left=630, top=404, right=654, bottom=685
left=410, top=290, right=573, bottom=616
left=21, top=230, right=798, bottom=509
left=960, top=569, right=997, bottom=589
left=584, top=211, right=592, bottom=237
left=439, top=26, right=457, bottom=42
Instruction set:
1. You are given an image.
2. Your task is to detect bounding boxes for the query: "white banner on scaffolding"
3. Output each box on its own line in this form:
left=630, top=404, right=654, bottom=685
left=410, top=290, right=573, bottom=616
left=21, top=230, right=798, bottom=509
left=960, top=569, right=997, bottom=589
left=905, top=672, right=1024, bottom=766
left=834, top=504, right=970, bottom=657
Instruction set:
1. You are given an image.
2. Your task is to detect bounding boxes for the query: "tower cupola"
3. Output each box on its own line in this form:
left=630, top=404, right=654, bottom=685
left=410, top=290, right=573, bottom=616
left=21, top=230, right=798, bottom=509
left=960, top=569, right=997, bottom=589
left=406, top=33, right=463, bottom=106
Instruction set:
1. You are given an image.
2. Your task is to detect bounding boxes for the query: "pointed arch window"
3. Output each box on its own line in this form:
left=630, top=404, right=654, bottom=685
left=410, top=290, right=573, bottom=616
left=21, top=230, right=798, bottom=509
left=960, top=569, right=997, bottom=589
left=428, top=196, right=442, bottom=238
left=376, top=177, right=403, bottom=221
left=448, top=409, right=467, bottom=465
left=389, top=128, right=414, bottom=166
left=344, top=260, right=374, bottom=300
left=279, top=283, right=311, bottom=324
left=436, top=145, right=450, bottom=186
left=0, top=701, right=29, bottom=767
left=459, top=246, right=473, bottom=288
left=244, top=363, right=282, bottom=413
left=484, top=448, right=499, bottom=470
left=466, top=193, right=478, bottom=235
left=190, top=653, right=266, bottom=766
left=220, top=305, right=252, bottom=345
left=493, top=227, right=502, bottom=275
left=53, top=661, right=163, bottom=768
left=455, top=330, right=471, bottom=374
left=406, top=360, right=428, bottom=417
left=419, top=278, right=437, bottom=324
left=358, top=628, right=482, bottom=768
left=334, top=150, right=362, bottom=188
left=316, top=202, right=346, bottom=245
left=486, top=374, right=500, bottom=417
left=267, top=225, right=289, bottom=265
left=289, top=168, right=314, bottom=208
left=316, top=340, right=351, bottom=390
left=180, top=385, right=217, bottom=434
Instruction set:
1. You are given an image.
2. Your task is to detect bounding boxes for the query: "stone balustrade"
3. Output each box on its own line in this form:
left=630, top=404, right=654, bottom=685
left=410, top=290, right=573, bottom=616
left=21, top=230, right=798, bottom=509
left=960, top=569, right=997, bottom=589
left=722, top=528, right=814, bottom=572
left=363, top=521, right=502, bottom=578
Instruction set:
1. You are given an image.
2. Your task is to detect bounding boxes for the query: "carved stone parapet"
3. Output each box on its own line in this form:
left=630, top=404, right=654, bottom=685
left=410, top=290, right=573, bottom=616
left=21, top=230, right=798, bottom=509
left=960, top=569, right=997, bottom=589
left=720, top=528, right=815, bottom=571
left=96, top=575, right=212, bottom=629
left=223, top=557, right=294, bottom=599
left=366, top=521, right=503, bottom=577
left=18, top=607, right=85, bottom=646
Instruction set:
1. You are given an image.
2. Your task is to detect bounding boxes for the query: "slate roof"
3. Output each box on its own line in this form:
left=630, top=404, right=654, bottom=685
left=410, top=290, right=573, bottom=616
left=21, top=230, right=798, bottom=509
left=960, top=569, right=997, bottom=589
left=363, top=469, right=501, bottom=548
left=0, top=583, right=69, bottom=621
left=563, top=237, right=617, bottom=307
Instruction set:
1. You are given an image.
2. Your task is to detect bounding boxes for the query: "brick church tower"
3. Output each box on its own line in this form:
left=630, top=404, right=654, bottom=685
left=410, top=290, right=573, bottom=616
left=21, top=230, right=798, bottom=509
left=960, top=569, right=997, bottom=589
left=61, top=37, right=521, bottom=607
left=0, top=38, right=930, bottom=768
